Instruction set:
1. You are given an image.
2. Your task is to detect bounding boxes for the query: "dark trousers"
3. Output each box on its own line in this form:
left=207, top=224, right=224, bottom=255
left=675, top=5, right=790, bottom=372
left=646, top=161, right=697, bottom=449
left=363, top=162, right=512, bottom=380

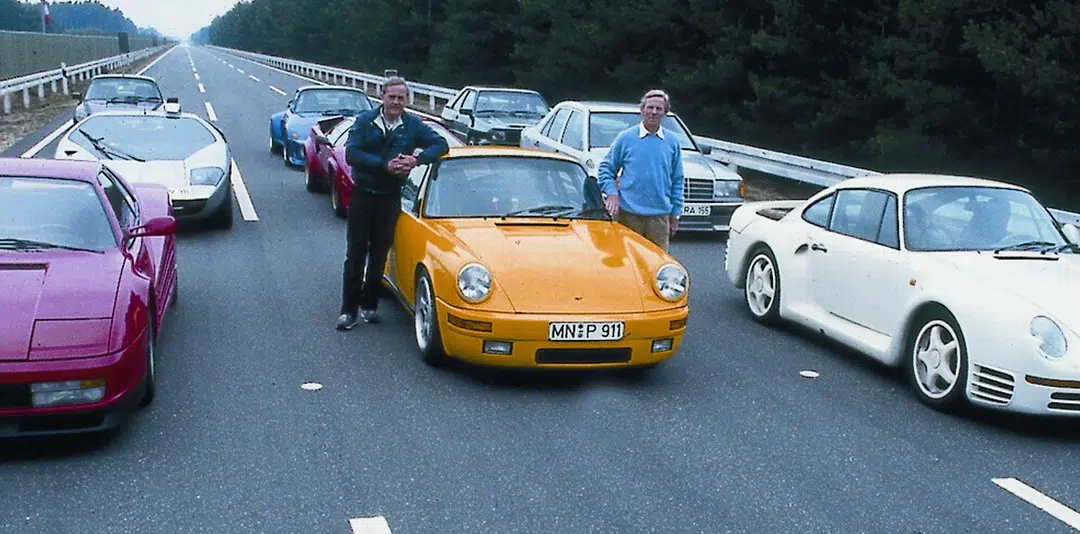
left=341, top=189, right=401, bottom=314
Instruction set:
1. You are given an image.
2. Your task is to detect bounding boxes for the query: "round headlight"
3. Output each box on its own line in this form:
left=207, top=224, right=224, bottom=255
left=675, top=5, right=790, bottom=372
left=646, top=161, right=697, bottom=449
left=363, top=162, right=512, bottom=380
left=1031, top=316, right=1067, bottom=359
left=457, top=263, right=492, bottom=303
left=654, top=263, right=688, bottom=301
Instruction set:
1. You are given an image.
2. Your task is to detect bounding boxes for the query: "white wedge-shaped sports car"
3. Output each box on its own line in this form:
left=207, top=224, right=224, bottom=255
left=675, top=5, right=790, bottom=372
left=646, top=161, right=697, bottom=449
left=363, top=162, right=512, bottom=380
left=724, top=173, right=1080, bottom=416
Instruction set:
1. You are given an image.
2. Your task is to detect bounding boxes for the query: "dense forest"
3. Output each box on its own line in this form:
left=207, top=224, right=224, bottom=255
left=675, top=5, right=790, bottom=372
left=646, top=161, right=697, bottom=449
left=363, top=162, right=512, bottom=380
left=0, top=0, right=160, bottom=38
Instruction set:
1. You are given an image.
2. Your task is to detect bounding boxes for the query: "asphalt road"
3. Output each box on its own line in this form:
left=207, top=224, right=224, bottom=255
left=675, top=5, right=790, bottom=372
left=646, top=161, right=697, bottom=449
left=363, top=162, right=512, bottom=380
left=2, top=44, right=1080, bottom=534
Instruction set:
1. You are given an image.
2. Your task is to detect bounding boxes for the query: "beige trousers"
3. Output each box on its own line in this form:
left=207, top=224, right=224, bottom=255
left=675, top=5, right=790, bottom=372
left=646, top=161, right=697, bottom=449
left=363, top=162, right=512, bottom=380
left=618, top=210, right=671, bottom=251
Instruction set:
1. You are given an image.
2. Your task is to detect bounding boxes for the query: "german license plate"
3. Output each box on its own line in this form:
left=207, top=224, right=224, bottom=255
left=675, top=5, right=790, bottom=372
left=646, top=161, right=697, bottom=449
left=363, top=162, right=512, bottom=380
left=548, top=321, right=625, bottom=341
left=682, top=204, right=711, bottom=216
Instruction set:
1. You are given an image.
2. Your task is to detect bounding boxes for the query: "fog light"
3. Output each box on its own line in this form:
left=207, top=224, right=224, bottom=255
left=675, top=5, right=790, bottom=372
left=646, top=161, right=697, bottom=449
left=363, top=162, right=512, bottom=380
left=31, top=378, right=106, bottom=408
left=483, top=341, right=513, bottom=355
left=651, top=339, right=674, bottom=353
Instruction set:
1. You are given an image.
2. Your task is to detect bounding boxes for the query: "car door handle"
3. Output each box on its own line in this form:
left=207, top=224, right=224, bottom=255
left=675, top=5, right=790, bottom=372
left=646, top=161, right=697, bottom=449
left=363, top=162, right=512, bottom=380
left=810, top=243, right=828, bottom=252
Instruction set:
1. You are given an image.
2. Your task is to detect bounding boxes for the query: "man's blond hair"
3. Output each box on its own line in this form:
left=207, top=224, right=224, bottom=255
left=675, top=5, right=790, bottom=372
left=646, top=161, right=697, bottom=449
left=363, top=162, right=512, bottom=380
left=639, top=89, right=670, bottom=112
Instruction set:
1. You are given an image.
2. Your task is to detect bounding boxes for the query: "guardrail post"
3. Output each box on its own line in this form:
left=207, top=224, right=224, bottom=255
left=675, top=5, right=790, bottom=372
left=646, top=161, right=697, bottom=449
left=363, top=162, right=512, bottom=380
left=429, top=94, right=435, bottom=110
left=2, top=92, right=10, bottom=114
left=51, top=80, right=57, bottom=94
left=22, top=88, right=30, bottom=109
left=37, top=83, right=44, bottom=101
left=409, top=90, right=415, bottom=106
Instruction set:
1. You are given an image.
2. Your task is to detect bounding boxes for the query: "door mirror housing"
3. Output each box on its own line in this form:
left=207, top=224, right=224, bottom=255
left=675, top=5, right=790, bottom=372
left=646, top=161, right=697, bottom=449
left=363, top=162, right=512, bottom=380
left=127, top=216, right=177, bottom=238
left=71, top=91, right=82, bottom=101
left=314, top=134, right=331, bottom=146
left=1062, top=222, right=1080, bottom=245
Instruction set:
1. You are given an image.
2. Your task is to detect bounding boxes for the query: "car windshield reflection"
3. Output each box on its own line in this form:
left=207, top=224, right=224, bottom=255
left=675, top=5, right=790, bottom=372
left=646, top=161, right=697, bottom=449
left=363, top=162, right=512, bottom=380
left=903, top=186, right=1068, bottom=251
left=73, top=115, right=217, bottom=161
left=0, top=176, right=115, bottom=252
left=588, top=112, right=697, bottom=150
left=295, top=89, right=372, bottom=115
left=422, top=157, right=605, bottom=219
left=84, top=78, right=162, bottom=102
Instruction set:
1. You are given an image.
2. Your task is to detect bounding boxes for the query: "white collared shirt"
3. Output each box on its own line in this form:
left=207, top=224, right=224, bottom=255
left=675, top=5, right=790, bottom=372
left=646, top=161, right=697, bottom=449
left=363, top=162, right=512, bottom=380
left=374, top=111, right=403, bottom=134
left=638, top=122, right=665, bottom=139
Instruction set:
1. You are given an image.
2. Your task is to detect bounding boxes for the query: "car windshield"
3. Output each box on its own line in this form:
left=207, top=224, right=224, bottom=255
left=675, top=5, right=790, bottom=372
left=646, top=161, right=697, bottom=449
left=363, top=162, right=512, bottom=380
left=423, top=157, right=604, bottom=219
left=0, top=176, right=116, bottom=253
left=588, top=112, right=697, bottom=150
left=474, top=91, right=549, bottom=118
left=295, top=89, right=372, bottom=114
left=72, top=115, right=217, bottom=161
left=903, top=186, right=1067, bottom=251
left=84, top=78, right=162, bottom=102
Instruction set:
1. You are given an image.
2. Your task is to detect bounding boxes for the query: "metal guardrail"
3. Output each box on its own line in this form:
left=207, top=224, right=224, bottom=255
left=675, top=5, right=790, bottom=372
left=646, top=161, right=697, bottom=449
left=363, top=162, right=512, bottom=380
left=206, top=45, right=1080, bottom=226
left=0, top=44, right=172, bottom=115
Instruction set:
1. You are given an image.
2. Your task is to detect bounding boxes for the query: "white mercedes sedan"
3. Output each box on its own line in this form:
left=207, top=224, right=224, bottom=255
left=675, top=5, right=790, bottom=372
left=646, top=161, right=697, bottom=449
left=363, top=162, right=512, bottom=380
left=54, top=99, right=234, bottom=229
left=723, top=173, right=1080, bottom=416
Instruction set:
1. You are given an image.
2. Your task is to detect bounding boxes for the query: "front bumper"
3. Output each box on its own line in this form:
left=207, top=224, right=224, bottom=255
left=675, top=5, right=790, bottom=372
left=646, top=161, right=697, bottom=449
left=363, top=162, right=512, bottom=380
left=434, top=299, right=689, bottom=369
left=677, top=201, right=742, bottom=232
left=967, top=361, right=1080, bottom=416
left=169, top=179, right=231, bottom=221
left=0, top=329, right=149, bottom=437
left=283, top=137, right=306, bottom=165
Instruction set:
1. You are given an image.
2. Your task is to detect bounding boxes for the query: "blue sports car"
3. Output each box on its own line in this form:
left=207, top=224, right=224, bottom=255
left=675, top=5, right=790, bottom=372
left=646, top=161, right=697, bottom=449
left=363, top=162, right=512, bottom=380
left=270, top=85, right=373, bottom=167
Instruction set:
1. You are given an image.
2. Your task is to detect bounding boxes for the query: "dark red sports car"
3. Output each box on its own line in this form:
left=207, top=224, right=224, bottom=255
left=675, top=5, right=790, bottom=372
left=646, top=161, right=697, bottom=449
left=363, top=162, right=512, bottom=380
left=0, top=157, right=178, bottom=437
left=301, top=115, right=463, bottom=217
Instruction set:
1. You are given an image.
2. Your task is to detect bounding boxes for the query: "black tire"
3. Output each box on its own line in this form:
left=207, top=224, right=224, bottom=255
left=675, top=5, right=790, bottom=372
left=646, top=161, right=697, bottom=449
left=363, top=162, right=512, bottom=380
left=139, top=312, right=157, bottom=407
left=331, top=178, right=346, bottom=218
left=906, top=308, right=968, bottom=412
left=414, top=269, right=447, bottom=367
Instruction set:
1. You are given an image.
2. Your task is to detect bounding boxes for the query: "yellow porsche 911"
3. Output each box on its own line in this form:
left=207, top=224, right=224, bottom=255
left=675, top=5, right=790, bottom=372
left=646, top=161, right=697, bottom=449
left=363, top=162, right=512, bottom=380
left=382, top=147, right=690, bottom=370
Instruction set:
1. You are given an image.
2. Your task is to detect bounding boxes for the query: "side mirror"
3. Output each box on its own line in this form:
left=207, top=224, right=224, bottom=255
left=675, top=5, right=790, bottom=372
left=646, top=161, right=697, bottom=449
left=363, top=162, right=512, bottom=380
left=1062, top=223, right=1080, bottom=245
left=71, top=91, right=82, bottom=101
left=128, top=216, right=177, bottom=238
left=314, top=134, right=331, bottom=146
left=700, top=145, right=712, bottom=155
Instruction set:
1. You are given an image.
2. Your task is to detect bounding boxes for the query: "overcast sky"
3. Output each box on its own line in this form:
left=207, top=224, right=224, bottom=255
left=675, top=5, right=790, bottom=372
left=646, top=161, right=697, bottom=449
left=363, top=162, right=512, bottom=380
left=60, top=0, right=243, bottom=38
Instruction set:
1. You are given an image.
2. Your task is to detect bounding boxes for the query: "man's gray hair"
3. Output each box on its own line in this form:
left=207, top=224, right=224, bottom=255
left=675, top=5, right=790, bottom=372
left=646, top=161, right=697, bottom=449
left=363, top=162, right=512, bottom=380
left=639, top=89, right=670, bottom=112
left=383, top=76, right=408, bottom=92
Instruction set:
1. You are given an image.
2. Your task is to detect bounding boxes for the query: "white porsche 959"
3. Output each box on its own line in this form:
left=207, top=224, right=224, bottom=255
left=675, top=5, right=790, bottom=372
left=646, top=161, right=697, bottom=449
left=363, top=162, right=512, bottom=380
left=723, top=173, right=1080, bottom=416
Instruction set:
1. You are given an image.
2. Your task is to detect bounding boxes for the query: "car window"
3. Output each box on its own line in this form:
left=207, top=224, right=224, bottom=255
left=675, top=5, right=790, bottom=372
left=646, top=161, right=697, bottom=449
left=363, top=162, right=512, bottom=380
left=401, top=165, right=427, bottom=213
left=878, top=194, right=900, bottom=248
left=473, top=91, right=548, bottom=119
left=588, top=112, right=696, bottom=149
left=84, top=78, right=162, bottom=101
left=828, top=189, right=892, bottom=243
left=72, top=115, right=217, bottom=161
left=422, top=157, right=603, bottom=219
left=97, top=170, right=137, bottom=230
left=329, top=118, right=355, bottom=146
left=903, top=186, right=1066, bottom=251
left=561, top=111, right=584, bottom=151
left=0, top=176, right=117, bottom=252
left=801, top=193, right=835, bottom=228
left=102, top=166, right=139, bottom=222
left=461, top=90, right=477, bottom=111
left=294, top=89, right=372, bottom=114
left=546, top=109, right=572, bottom=141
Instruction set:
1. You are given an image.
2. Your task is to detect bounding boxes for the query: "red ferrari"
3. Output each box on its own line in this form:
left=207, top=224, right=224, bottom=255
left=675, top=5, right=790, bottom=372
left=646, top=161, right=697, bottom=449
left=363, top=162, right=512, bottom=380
left=0, top=158, right=178, bottom=437
left=301, top=115, right=463, bottom=217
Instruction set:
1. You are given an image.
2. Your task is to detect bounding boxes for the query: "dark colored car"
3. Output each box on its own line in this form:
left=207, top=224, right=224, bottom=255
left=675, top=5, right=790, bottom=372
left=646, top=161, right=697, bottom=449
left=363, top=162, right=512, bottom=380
left=439, top=86, right=549, bottom=146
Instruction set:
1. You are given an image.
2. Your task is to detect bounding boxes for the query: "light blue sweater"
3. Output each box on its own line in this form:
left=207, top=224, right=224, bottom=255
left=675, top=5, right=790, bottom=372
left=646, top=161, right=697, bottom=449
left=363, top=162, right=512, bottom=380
left=597, top=124, right=685, bottom=217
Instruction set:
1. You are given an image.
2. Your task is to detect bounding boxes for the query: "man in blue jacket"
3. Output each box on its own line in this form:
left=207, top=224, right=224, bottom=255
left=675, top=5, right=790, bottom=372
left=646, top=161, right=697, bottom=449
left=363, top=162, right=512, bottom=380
left=337, top=77, right=449, bottom=330
left=596, top=89, right=685, bottom=251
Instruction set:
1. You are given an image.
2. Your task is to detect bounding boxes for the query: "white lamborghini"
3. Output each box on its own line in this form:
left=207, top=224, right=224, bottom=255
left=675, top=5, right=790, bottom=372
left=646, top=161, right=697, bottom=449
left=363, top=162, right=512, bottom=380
left=724, top=173, right=1080, bottom=415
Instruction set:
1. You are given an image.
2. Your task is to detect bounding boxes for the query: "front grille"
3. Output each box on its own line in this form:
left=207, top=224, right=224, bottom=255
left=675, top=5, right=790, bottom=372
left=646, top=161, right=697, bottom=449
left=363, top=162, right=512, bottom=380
left=535, top=348, right=631, bottom=364
left=494, top=129, right=521, bottom=145
left=970, top=364, right=1015, bottom=405
left=172, top=199, right=207, bottom=215
left=685, top=178, right=713, bottom=201
left=0, top=383, right=31, bottom=410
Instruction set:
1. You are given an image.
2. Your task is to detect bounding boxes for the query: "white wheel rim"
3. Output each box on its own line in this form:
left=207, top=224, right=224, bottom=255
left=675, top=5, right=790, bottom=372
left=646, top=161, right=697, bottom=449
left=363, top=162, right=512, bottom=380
left=912, top=319, right=961, bottom=399
left=415, top=277, right=434, bottom=351
left=745, top=254, right=776, bottom=317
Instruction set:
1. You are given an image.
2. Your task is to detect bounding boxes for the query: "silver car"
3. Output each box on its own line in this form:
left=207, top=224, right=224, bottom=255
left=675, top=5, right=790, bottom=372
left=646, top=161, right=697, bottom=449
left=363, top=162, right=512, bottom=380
left=71, top=74, right=165, bottom=124
left=54, top=100, right=234, bottom=229
left=521, top=101, right=744, bottom=232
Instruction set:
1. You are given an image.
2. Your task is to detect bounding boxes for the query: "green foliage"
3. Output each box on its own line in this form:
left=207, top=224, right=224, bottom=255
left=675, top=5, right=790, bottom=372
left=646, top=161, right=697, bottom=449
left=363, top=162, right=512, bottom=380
left=192, top=0, right=1079, bottom=207
left=0, top=0, right=156, bottom=35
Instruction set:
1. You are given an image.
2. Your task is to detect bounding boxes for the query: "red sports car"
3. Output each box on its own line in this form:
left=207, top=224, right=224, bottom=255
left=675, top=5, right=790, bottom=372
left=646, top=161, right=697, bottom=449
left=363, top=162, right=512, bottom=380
left=0, top=158, right=178, bottom=437
left=301, top=115, right=463, bottom=217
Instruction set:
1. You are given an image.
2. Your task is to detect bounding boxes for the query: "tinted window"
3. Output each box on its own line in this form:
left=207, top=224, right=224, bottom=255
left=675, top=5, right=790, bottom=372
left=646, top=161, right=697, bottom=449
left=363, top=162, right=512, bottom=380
left=0, top=176, right=116, bottom=252
left=73, top=115, right=217, bottom=161
left=588, top=112, right=696, bottom=149
left=97, top=170, right=137, bottom=229
left=84, top=78, right=161, bottom=102
left=878, top=194, right=900, bottom=248
left=423, top=157, right=602, bottom=219
left=829, top=189, right=890, bottom=242
left=802, top=194, right=835, bottom=227
left=294, top=89, right=372, bottom=114
left=474, top=91, right=549, bottom=119
left=545, top=109, right=572, bottom=140
left=561, top=111, right=584, bottom=150
left=903, top=186, right=1066, bottom=251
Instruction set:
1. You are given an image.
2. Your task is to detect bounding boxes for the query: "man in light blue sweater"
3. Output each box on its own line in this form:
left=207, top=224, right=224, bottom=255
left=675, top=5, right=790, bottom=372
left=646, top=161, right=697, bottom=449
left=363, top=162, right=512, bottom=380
left=597, top=89, right=685, bottom=251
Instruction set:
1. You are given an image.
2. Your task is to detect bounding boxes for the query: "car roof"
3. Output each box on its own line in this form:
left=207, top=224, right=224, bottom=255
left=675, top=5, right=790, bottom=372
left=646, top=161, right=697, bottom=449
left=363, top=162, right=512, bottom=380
left=0, top=157, right=102, bottom=183
left=442, top=146, right=580, bottom=163
left=89, top=74, right=157, bottom=83
left=835, top=173, right=1030, bottom=194
left=462, top=86, right=543, bottom=94
left=297, top=85, right=368, bottom=93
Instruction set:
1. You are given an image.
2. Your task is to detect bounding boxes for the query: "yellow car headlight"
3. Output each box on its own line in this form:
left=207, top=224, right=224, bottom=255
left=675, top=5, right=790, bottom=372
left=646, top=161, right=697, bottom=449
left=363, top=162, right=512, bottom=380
left=457, top=263, right=492, bottom=303
left=654, top=263, right=688, bottom=301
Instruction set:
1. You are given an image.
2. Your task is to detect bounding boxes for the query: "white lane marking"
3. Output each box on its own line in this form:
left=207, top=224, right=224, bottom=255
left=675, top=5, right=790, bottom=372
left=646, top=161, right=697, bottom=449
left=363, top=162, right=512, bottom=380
left=237, top=68, right=245, bottom=74
left=228, top=63, right=235, bottom=69
left=349, top=516, right=392, bottom=534
left=249, top=75, right=260, bottom=82
left=194, top=72, right=200, bottom=80
left=198, top=83, right=206, bottom=94
left=21, top=45, right=180, bottom=158
left=993, top=478, right=1080, bottom=530
left=203, top=101, right=218, bottom=122
left=300, top=382, right=322, bottom=391
left=269, top=85, right=287, bottom=96
left=230, top=159, right=258, bottom=221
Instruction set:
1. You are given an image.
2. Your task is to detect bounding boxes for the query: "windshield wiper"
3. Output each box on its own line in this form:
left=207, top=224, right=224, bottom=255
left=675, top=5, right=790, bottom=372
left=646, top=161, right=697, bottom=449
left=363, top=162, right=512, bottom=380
left=321, top=108, right=360, bottom=116
left=0, top=238, right=101, bottom=253
left=501, top=204, right=577, bottom=218
left=992, top=240, right=1056, bottom=254
left=76, top=130, right=145, bottom=162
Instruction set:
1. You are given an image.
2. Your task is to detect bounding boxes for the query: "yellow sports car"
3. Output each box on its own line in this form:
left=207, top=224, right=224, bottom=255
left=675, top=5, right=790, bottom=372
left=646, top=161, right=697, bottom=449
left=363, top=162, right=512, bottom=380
left=382, top=147, right=690, bottom=369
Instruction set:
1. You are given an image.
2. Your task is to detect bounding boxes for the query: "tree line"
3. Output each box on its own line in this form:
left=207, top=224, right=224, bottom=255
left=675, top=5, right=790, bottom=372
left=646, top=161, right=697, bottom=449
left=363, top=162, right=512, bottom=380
left=199, top=0, right=1073, bottom=207
left=0, top=0, right=160, bottom=38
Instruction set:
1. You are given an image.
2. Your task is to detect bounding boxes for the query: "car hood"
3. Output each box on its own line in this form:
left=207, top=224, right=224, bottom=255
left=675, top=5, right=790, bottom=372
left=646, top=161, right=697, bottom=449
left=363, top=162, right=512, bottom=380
left=586, top=148, right=740, bottom=180
left=101, top=160, right=190, bottom=190
left=431, top=218, right=676, bottom=314
left=932, top=252, right=1080, bottom=335
left=0, top=252, right=122, bottom=361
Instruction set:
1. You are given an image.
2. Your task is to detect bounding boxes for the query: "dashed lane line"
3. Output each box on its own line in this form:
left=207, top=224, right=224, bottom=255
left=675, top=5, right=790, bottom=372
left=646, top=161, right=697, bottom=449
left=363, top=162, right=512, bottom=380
left=349, top=516, right=392, bottom=534
left=203, top=101, right=218, bottom=122
left=198, top=83, right=205, bottom=94
left=993, top=478, right=1080, bottom=531
left=269, top=85, right=287, bottom=96
left=230, top=159, right=259, bottom=222
left=194, top=72, right=200, bottom=80
left=249, top=75, right=260, bottom=82
left=20, top=45, right=180, bottom=158
left=237, top=68, right=245, bottom=74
